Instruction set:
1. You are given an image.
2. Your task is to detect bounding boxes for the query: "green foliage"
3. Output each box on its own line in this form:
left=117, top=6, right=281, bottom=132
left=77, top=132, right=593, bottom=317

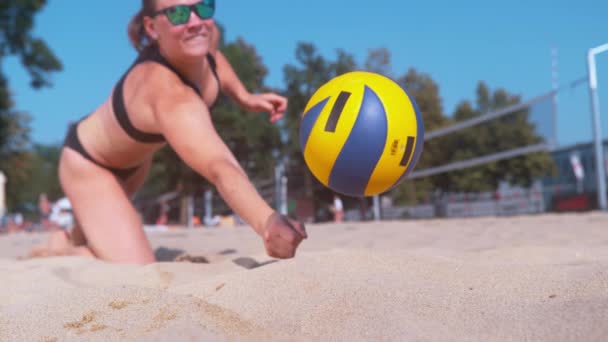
left=364, top=47, right=391, bottom=76
left=0, top=0, right=61, bottom=213
left=214, top=38, right=282, bottom=179
left=0, top=74, right=62, bottom=213
left=27, top=143, right=62, bottom=199
left=9, top=143, right=62, bottom=216
left=443, top=82, right=556, bottom=192
left=282, top=43, right=357, bottom=210
left=392, top=68, right=453, bottom=204
left=0, top=76, right=33, bottom=210
left=0, top=0, right=62, bottom=88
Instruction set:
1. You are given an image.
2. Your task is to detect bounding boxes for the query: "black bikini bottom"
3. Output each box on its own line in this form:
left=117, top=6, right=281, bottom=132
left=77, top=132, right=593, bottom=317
left=63, top=122, right=140, bottom=182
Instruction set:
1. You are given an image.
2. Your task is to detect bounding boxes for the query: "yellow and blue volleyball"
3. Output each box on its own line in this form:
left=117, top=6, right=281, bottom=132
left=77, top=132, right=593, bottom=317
left=299, top=71, right=424, bottom=197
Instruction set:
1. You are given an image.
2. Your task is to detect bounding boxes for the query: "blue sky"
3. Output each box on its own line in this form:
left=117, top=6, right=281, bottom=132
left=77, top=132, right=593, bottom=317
left=4, top=0, right=608, bottom=147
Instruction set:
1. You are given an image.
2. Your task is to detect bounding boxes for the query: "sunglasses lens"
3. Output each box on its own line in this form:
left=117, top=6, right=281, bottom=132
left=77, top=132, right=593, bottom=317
left=194, top=0, right=215, bottom=19
left=166, top=6, right=190, bottom=25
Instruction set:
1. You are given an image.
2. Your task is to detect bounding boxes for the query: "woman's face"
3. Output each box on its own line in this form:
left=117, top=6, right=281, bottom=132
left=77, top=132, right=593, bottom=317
left=145, top=0, right=215, bottom=60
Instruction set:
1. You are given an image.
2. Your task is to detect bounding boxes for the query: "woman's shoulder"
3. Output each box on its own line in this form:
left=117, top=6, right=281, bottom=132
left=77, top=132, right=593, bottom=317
left=128, top=57, right=189, bottom=93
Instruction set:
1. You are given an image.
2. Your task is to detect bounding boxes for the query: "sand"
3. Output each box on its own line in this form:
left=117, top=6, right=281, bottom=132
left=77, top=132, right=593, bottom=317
left=1, top=212, right=607, bottom=341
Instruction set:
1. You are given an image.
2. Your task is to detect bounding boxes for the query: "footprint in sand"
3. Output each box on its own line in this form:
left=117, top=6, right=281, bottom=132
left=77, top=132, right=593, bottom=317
left=232, top=257, right=278, bottom=270
left=109, top=300, right=130, bottom=310
left=175, top=254, right=209, bottom=263
left=64, top=311, right=97, bottom=329
left=196, top=300, right=256, bottom=335
left=155, top=246, right=212, bottom=263
left=63, top=298, right=174, bottom=337
left=145, top=306, right=178, bottom=333
left=64, top=311, right=107, bottom=334
left=154, top=246, right=186, bottom=261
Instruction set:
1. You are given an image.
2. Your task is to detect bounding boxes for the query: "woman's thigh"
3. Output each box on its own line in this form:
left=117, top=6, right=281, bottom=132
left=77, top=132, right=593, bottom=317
left=59, top=148, right=155, bottom=264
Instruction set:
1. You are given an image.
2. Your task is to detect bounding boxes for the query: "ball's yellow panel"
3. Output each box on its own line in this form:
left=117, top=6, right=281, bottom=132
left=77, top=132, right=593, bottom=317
left=302, top=74, right=365, bottom=186
left=363, top=73, right=421, bottom=196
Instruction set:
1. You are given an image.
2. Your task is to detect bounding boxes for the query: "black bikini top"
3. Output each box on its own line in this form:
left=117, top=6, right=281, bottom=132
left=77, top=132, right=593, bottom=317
left=112, top=47, right=221, bottom=143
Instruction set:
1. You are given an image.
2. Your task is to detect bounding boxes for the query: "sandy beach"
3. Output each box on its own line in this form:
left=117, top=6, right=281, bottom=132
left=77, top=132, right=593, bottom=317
left=1, top=212, right=607, bottom=341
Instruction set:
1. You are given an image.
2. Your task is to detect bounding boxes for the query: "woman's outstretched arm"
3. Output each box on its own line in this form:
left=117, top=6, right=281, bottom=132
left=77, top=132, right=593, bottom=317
left=151, top=77, right=306, bottom=258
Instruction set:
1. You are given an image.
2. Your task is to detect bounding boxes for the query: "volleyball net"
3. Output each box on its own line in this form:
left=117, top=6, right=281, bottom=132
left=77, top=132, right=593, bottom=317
left=378, top=76, right=599, bottom=220
left=408, top=90, right=557, bottom=180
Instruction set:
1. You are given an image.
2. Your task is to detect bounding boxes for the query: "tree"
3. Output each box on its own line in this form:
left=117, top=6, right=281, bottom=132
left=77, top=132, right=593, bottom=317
left=364, top=47, right=391, bottom=76
left=0, top=75, right=33, bottom=211
left=9, top=143, right=63, bottom=218
left=213, top=37, right=282, bottom=180
left=0, top=0, right=62, bottom=211
left=0, top=1, right=62, bottom=88
left=27, top=143, right=62, bottom=199
left=282, top=42, right=358, bottom=217
left=391, top=68, right=452, bottom=204
left=444, top=82, right=556, bottom=192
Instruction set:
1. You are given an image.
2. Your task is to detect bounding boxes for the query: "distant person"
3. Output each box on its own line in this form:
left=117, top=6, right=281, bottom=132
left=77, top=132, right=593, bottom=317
left=5, top=213, right=24, bottom=234
left=13, top=212, right=23, bottom=227
left=156, top=199, right=170, bottom=225
left=330, top=194, right=344, bottom=223
left=48, top=197, right=74, bottom=230
left=31, top=0, right=306, bottom=264
left=38, top=193, right=52, bottom=229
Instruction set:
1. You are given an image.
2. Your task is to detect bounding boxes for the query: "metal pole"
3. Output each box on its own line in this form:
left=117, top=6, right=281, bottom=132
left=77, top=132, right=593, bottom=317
left=280, top=176, right=288, bottom=215
left=186, top=195, right=194, bottom=228
left=0, top=171, right=5, bottom=220
left=372, top=195, right=381, bottom=221
left=204, top=190, right=213, bottom=225
left=274, top=163, right=284, bottom=212
left=587, top=43, right=608, bottom=211
left=551, top=47, right=559, bottom=147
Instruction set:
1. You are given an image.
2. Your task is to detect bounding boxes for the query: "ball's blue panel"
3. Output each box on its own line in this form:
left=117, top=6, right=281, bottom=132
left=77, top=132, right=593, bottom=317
left=299, top=97, right=330, bottom=151
left=328, top=86, right=387, bottom=197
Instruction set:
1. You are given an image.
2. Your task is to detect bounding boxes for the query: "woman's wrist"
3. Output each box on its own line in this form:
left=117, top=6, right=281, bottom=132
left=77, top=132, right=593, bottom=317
left=253, top=207, right=275, bottom=237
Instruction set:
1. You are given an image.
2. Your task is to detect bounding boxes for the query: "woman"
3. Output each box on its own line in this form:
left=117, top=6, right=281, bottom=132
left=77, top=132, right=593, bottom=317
left=33, top=0, right=307, bottom=264
left=37, top=193, right=51, bottom=228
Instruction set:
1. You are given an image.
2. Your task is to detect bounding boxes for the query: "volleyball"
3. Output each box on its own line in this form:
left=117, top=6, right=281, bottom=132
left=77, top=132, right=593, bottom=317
left=299, top=71, right=424, bottom=197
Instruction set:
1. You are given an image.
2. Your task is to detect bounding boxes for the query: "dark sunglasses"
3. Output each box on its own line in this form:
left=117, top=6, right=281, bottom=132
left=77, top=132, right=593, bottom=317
left=151, top=0, right=215, bottom=26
